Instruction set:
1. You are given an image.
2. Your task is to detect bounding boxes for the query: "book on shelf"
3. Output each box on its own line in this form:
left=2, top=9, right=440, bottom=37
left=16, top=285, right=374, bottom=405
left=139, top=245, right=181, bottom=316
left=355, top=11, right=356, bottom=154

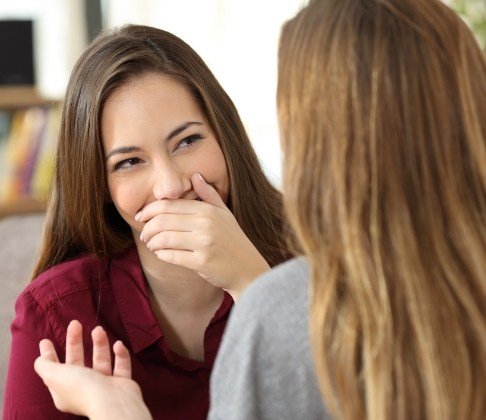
left=31, top=106, right=61, bottom=200
left=0, top=111, right=11, bottom=197
left=0, top=104, right=60, bottom=208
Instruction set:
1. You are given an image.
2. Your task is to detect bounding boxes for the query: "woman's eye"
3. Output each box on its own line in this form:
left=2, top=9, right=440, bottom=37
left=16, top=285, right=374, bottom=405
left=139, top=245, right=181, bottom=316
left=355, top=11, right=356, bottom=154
left=174, top=134, right=203, bottom=152
left=113, top=157, right=141, bottom=171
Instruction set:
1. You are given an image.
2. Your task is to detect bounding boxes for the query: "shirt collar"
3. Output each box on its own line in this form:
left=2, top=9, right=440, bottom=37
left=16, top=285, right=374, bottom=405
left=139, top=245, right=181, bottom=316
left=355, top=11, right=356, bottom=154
left=110, top=247, right=162, bottom=353
left=109, top=247, right=234, bottom=355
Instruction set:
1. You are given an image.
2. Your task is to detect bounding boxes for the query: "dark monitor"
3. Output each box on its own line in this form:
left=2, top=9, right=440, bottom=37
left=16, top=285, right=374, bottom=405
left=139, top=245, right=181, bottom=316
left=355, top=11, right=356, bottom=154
left=0, top=20, right=35, bottom=85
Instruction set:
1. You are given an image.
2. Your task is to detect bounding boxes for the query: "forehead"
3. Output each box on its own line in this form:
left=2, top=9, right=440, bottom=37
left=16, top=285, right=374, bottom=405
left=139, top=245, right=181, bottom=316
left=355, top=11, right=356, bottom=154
left=104, top=72, right=203, bottom=118
left=101, top=73, right=206, bottom=145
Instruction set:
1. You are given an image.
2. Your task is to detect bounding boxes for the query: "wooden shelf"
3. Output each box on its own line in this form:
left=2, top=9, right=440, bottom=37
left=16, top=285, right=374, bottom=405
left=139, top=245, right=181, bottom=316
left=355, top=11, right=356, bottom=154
left=0, top=86, right=57, bottom=108
left=0, top=199, right=47, bottom=219
left=0, top=90, right=58, bottom=218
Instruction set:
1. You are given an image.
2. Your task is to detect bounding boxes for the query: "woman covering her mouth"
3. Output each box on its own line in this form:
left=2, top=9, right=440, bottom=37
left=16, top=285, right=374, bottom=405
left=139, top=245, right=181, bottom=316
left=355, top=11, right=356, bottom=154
left=3, top=24, right=291, bottom=420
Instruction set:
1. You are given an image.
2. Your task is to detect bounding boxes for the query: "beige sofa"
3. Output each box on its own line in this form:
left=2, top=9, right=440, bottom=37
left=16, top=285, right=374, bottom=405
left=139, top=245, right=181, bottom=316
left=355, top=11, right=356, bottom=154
left=0, top=213, right=45, bottom=412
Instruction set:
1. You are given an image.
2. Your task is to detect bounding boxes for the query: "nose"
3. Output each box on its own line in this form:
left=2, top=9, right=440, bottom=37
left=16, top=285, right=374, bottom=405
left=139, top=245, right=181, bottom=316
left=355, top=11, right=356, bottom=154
left=152, top=161, right=191, bottom=200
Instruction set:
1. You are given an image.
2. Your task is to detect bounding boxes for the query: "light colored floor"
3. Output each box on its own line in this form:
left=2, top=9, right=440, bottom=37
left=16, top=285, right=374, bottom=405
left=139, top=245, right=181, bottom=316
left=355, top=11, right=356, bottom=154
left=0, top=213, right=45, bottom=412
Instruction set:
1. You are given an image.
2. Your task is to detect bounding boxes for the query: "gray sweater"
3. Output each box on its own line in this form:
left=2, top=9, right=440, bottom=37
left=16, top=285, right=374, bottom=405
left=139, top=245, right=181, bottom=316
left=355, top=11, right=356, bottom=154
left=209, top=258, right=331, bottom=420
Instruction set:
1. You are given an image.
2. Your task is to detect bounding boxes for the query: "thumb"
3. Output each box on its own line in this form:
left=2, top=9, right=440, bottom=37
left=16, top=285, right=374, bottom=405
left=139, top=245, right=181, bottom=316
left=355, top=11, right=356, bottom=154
left=34, top=355, right=61, bottom=386
left=35, top=339, right=60, bottom=380
left=39, top=339, right=60, bottom=362
left=34, top=355, right=52, bottom=378
left=191, top=173, right=226, bottom=208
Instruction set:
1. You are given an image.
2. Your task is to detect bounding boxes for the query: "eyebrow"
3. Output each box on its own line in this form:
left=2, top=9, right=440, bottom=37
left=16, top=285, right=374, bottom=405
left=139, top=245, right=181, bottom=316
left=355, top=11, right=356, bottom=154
left=167, top=121, right=203, bottom=141
left=104, top=121, right=204, bottom=161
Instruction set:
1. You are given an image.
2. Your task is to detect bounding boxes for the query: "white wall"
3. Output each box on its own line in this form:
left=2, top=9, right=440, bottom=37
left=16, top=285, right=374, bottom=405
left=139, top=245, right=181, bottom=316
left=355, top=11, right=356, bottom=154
left=0, top=0, right=87, bottom=99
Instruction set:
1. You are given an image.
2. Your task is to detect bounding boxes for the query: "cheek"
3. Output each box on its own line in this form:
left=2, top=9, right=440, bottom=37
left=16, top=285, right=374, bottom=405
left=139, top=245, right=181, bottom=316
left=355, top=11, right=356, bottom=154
left=197, top=143, right=229, bottom=202
left=213, top=160, right=230, bottom=201
left=108, top=177, right=145, bottom=217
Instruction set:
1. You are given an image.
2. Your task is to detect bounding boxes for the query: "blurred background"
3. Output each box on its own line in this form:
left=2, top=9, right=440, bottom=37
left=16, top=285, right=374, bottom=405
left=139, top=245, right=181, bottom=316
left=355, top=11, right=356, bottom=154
left=0, top=0, right=306, bottom=220
left=0, top=0, right=484, bottom=218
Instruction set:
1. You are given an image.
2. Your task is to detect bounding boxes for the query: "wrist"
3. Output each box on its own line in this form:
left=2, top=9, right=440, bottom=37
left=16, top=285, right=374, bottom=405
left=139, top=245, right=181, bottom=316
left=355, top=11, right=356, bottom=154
left=83, top=380, right=124, bottom=420
left=229, top=258, right=271, bottom=302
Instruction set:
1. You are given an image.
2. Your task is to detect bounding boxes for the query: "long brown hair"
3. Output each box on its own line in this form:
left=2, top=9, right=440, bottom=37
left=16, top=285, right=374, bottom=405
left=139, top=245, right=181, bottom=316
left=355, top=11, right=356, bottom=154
left=278, top=0, right=486, bottom=419
left=33, top=25, right=290, bottom=278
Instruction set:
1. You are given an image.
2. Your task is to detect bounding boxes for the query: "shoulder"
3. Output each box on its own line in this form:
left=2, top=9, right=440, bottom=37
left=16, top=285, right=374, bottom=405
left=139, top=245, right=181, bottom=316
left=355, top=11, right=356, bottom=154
left=11, top=253, right=111, bottom=347
left=20, top=253, right=108, bottom=311
left=236, top=257, right=310, bottom=322
left=227, top=257, right=310, bottom=348
left=219, top=257, right=311, bottom=355
left=253, top=256, right=309, bottom=289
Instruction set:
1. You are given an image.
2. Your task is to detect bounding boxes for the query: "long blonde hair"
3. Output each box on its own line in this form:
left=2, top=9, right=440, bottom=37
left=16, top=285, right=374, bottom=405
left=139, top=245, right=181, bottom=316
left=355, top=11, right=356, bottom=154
left=278, top=0, right=486, bottom=419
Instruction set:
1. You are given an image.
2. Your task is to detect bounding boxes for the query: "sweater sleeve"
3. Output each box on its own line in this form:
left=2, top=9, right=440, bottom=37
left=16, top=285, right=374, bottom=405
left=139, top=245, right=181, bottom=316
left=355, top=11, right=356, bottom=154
left=2, top=290, right=80, bottom=419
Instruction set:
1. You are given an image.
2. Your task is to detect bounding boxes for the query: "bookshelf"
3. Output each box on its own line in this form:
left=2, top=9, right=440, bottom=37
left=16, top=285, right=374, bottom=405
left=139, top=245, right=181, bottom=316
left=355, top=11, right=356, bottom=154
left=0, top=86, right=60, bottom=219
left=0, top=198, right=46, bottom=219
left=0, top=86, right=49, bottom=108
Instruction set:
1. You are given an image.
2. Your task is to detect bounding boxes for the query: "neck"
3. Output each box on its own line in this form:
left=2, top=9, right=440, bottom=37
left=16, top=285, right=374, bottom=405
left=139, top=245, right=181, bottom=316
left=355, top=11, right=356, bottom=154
left=135, top=239, right=224, bottom=311
left=134, top=239, right=226, bottom=361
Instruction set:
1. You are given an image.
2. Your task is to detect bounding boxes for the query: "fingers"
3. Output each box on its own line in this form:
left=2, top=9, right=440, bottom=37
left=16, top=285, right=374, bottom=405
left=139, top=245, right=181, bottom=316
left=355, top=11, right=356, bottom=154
left=35, top=341, right=64, bottom=389
left=34, top=356, right=59, bottom=391
left=140, top=211, right=219, bottom=247
left=191, top=172, right=226, bottom=208
left=146, top=231, right=201, bottom=252
left=39, top=339, right=60, bottom=362
left=34, top=355, right=52, bottom=379
left=154, top=249, right=200, bottom=271
left=139, top=213, right=192, bottom=243
left=65, top=320, right=84, bottom=366
left=135, top=199, right=199, bottom=223
left=113, top=340, right=132, bottom=378
left=135, top=180, right=227, bottom=224
left=37, top=323, right=131, bottom=381
left=34, top=355, right=103, bottom=417
left=91, top=326, right=112, bottom=375
left=35, top=339, right=60, bottom=383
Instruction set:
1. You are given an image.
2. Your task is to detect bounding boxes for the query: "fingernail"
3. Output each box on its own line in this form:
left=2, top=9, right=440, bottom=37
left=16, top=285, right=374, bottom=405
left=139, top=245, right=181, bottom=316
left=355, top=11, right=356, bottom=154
left=113, top=340, right=127, bottom=352
left=135, top=211, right=142, bottom=221
left=139, top=233, right=144, bottom=242
left=197, top=172, right=203, bottom=180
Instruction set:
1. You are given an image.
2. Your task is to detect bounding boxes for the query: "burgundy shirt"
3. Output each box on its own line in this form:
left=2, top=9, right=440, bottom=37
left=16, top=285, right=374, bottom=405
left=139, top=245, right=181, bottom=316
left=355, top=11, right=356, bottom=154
left=3, top=247, right=233, bottom=420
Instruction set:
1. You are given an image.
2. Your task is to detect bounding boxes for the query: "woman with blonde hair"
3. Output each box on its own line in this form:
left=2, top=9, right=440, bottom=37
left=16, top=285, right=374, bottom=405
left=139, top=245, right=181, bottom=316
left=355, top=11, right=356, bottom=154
left=33, top=0, right=486, bottom=419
